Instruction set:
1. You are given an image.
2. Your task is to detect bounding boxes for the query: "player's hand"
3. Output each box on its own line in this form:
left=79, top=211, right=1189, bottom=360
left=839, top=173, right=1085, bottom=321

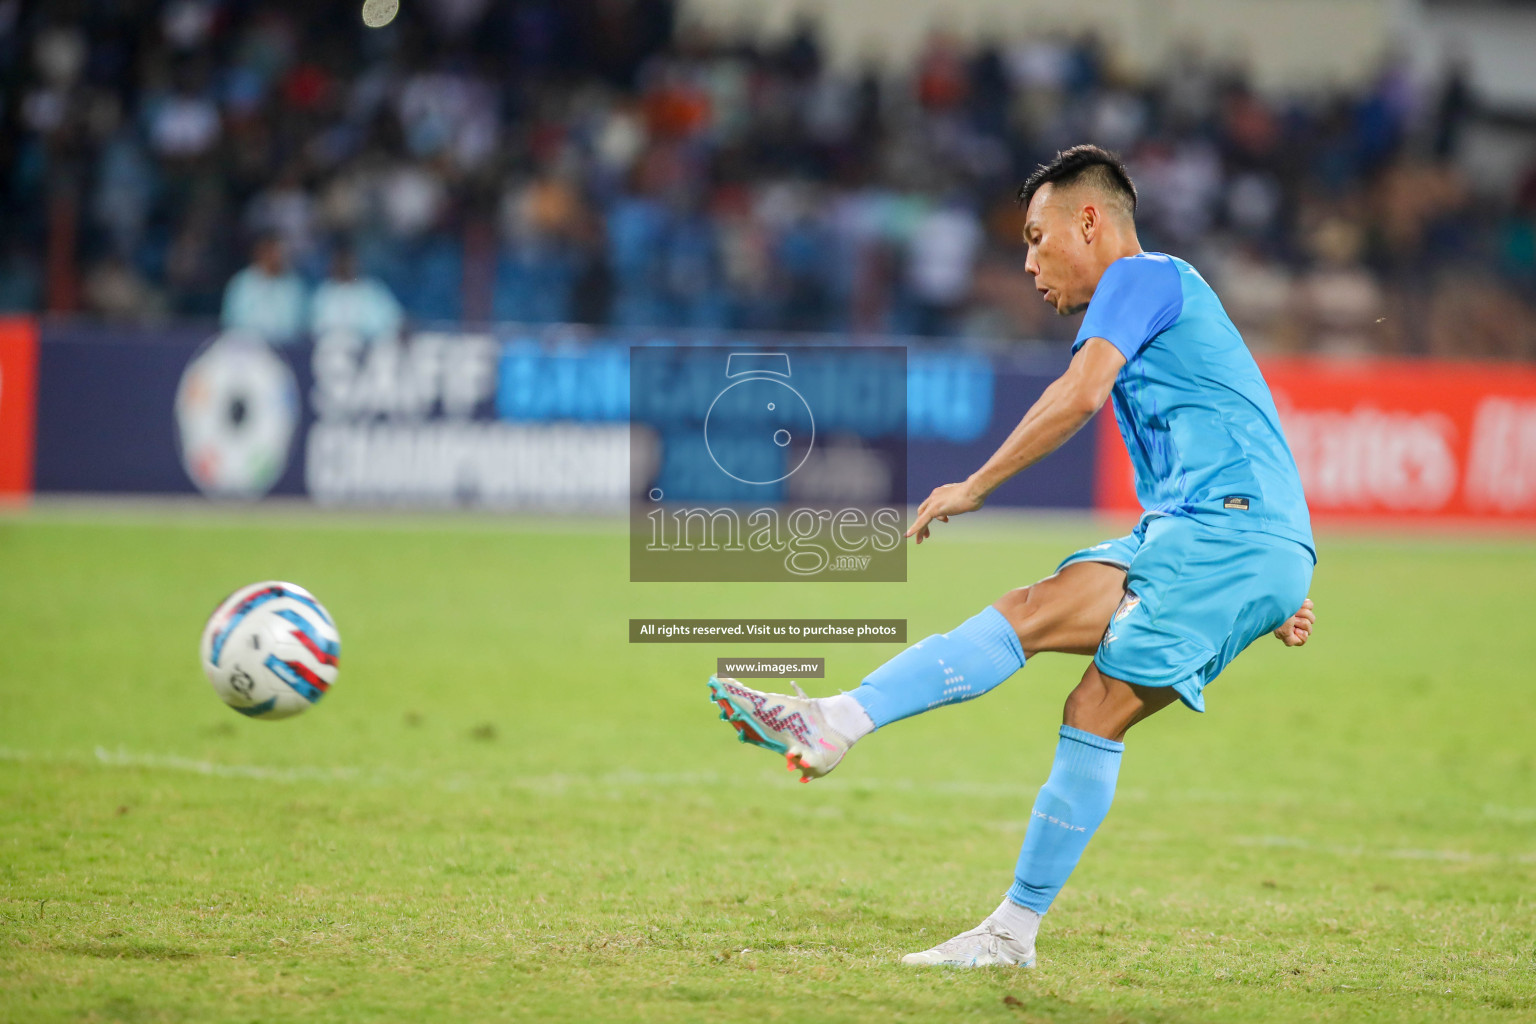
left=906, top=480, right=986, bottom=544
left=1274, top=598, right=1315, bottom=647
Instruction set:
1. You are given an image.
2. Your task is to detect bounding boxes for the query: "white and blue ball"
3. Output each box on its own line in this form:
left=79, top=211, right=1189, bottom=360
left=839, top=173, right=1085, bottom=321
left=200, top=581, right=341, bottom=720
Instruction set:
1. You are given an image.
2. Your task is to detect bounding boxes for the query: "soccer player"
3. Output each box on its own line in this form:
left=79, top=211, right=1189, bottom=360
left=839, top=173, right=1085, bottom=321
left=707, top=144, right=1317, bottom=968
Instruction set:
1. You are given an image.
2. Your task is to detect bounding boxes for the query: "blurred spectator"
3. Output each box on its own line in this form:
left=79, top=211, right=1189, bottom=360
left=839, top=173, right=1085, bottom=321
left=907, top=198, right=983, bottom=336
left=0, top=243, right=42, bottom=313
left=84, top=255, right=163, bottom=320
left=220, top=236, right=306, bottom=342
left=147, top=61, right=222, bottom=162
left=247, top=166, right=318, bottom=267
left=310, top=245, right=403, bottom=340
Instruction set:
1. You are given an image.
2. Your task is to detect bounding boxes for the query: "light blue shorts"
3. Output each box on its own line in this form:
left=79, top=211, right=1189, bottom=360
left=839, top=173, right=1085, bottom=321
left=1056, top=516, right=1314, bottom=712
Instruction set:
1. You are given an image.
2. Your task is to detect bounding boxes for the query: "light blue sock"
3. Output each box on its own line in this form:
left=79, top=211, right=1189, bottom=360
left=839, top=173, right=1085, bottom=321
left=1006, top=725, right=1124, bottom=913
left=848, top=606, right=1024, bottom=729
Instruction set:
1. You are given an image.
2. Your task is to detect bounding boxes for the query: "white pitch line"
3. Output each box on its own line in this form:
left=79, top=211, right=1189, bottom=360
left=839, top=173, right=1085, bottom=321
left=0, top=748, right=1185, bottom=802
left=3, top=746, right=1533, bottom=867
left=0, top=746, right=729, bottom=794
left=90, top=747, right=363, bottom=783
left=1228, top=834, right=1536, bottom=866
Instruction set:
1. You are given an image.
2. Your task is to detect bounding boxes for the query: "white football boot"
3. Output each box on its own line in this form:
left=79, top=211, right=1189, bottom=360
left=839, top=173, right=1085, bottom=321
left=900, top=918, right=1036, bottom=968
left=707, top=676, right=852, bottom=782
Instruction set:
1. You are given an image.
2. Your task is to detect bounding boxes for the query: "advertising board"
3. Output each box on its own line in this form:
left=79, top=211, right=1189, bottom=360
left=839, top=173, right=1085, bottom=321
left=1094, top=357, right=1536, bottom=526
left=0, top=318, right=37, bottom=498
left=32, top=325, right=1078, bottom=512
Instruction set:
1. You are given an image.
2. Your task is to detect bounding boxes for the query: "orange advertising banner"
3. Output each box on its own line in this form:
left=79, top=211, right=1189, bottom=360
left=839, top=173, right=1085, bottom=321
left=1094, top=357, right=1536, bottom=526
left=0, top=317, right=38, bottom=498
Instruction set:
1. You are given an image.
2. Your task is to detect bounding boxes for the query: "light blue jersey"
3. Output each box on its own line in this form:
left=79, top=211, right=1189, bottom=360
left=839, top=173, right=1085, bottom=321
left=1059, top=252, right=1315, bottom=711
left=1073, top=252, right=1314, bottom=555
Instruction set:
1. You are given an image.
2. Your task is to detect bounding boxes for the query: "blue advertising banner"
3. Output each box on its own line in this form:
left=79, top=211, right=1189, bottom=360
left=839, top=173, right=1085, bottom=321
left=31, top=322, right=1094, bottom=511
left=906, top=351, right=1094, bottom=511
left=37, top=325, right=260, bottom=495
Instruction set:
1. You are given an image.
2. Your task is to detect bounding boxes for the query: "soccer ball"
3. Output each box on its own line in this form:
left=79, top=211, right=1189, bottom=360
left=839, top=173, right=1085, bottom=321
left=200, top=581, right=341, bottom=720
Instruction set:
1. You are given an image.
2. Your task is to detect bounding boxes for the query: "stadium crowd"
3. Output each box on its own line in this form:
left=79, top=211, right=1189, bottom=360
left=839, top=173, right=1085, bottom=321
left=5, top=0, right=1536, bottom=357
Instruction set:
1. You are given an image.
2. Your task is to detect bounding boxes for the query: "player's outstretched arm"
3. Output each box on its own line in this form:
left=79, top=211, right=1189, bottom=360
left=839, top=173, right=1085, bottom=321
left=1274, top=598, right=1315, bottom=647
left=907, top=338, right=1125, bottom=544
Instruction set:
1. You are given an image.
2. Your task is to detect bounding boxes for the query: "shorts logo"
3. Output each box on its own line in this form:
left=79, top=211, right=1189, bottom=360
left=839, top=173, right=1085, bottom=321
left=1223, top=496, right=1251, bottom=510
left=1113, top=591, right=1141, bottom=623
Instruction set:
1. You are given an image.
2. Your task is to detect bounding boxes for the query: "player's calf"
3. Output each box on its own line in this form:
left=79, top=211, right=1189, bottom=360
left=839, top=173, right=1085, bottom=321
left=1062, top=664, right=1181, bottom=743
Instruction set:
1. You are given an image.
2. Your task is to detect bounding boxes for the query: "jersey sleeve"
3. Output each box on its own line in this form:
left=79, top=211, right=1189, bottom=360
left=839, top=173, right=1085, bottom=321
left=1072, top=254, right=1183, bottom=362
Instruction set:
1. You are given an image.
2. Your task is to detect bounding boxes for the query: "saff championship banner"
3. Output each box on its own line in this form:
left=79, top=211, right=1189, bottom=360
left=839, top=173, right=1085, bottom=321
left=30, top=323, right=1085, bottom=510
left=1094, top=357, right=1536, bottom=525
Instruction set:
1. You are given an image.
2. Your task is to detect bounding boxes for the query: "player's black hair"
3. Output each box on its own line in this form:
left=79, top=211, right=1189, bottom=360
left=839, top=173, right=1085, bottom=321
left=1016, top=145, right=1137, bottom=219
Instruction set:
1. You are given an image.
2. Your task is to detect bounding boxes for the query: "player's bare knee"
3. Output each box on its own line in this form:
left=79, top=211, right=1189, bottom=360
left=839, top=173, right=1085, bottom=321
left=992, top=586, right=1037, bottom=646
left=1060, top=678, right=1103, bottom=728
left=1062, top=672, right=1136, bottom=740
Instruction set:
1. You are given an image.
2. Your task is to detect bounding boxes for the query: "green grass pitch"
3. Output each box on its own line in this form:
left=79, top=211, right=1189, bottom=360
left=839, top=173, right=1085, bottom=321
left=2, top=509, right=1534, bottom=1023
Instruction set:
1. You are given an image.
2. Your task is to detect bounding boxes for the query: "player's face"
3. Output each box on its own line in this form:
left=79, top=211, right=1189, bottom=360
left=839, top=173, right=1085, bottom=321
left=1022, top=185, right=1094, bottom=316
